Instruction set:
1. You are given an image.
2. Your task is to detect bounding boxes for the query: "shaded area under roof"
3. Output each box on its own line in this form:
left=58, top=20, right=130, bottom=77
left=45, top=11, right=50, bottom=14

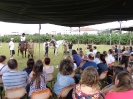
left=112, top=27, right=133, bottom=31
left=0, top=0, right=133, bottom=27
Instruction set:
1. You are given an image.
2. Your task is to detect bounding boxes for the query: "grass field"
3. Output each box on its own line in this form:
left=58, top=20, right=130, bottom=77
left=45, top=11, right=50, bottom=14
left=0, top=43, right=111, bottom=78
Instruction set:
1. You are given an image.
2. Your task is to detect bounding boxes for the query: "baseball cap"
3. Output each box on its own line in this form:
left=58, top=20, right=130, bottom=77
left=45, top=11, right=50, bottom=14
left=11, top=38, right=14, bottom=40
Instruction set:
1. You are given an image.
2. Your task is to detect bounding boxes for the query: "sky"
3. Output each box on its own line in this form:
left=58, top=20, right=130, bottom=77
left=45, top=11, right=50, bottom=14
left=0, top=20, right=133, bottom=35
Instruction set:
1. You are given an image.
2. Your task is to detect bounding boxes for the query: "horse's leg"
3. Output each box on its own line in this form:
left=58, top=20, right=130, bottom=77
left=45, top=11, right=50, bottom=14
left=18, top=49, right=19, bottom=56
left=25, top=49, right=26, bottom=58
left=55, top=47, right=58, bottom=56
left=21, top=51, right=24, bottom=58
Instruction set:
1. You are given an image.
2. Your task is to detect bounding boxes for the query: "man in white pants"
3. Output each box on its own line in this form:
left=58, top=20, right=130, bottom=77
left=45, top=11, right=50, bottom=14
left=9, top=38, right=15, bottom=59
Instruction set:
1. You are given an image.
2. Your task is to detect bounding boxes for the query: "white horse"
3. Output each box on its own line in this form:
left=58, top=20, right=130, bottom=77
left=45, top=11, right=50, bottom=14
left=43, top=40, right=65, bottom=56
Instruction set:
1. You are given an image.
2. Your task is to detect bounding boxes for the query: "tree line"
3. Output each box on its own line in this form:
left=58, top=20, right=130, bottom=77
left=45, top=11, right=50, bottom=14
left=0, top=33, right=132, bottom=45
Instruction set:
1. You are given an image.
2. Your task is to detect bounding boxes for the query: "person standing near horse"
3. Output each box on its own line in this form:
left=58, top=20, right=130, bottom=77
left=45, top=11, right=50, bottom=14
left=44, top=41, right=49, bottom=57
left=68, top=41, right=73, bottom=54
left=50, top=35, right=56, bottom=54
left=27, top=39, right=34, bottom=58
left=9, top=38, right=15, bottom=59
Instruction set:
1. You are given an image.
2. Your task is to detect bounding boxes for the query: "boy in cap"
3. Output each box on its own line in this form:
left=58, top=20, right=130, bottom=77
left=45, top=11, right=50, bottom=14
left=9, top=38, right=15, bottom=59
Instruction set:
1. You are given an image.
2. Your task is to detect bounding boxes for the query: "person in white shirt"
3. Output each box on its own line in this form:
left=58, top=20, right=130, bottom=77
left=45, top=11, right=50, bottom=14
left=19, top=33, right=26, bottom=48
left=0, top=55, right=10, bottom=75
left=87, top=48, right=95, bottom=57
left=94, top=52, right=100, bottom=64
left=108, top=49, right=115, bottom=67
left=9, top=38, right=15, bottom=59
left=21, top=33, right=26, bottom=42
left=93, top=46, right=97, bottom=55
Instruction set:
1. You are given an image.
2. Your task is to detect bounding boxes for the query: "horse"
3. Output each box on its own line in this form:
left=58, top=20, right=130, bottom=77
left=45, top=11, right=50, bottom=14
left=43, top=40, right=65, bottom=56
left=27, top=41, right=34, bottom=58
left=18, top=41, right=28, bottom=58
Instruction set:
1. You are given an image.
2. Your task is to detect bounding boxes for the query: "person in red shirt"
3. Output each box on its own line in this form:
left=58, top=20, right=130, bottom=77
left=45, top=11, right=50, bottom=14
left=105, top=71, right=133, bottom=99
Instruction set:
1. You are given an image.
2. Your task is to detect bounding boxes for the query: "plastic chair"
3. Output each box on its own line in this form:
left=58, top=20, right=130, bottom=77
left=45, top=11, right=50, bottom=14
left=31, top=88, right=52, bottom=99
left=5, top=87, right=27, bottom=99
left=57, top=84, right=75, bottom=99
left=46, top=73, right=55, bottom=88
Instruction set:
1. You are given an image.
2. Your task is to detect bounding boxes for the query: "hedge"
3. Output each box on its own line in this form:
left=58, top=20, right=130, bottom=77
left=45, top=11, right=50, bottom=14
left=0, top=33, right=133, bottom=45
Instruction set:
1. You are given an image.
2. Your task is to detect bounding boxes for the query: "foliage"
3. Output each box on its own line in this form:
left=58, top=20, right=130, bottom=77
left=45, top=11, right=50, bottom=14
left=0, top=33, right=132, bottom=45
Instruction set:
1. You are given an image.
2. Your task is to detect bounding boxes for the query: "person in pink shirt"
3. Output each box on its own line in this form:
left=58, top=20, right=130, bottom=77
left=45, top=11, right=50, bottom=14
left=43, top=57, right=54, bottom=74
left=105, top=71, right=133, bottom=99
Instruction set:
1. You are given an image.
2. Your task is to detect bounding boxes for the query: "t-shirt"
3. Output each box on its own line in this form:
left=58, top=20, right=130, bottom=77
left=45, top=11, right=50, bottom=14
left=9, top=41, right=14, bottom=50
left=43, top=66, right=54, bottom=74
left=72, top=54, right=82, bottom=66
left=94, top=58, right=100, bottom=64
left=93, top=49, right=97, bottom=55
left=23, top=68, right=32, bottom=76
left=115, top=48, right=118, bottom=53
left=81, top=61, right=97, bottom=70
left=108, top=54, right=115, bottom=63
left=68, top=43, right=73, bottom=49
left=105, top=56, right=111, bottom=65
left=105, top=90, right=133, bottom=99
left=97, top=63, right=108, bottom=75
left=2, top=70, right=28, bottom=90
left=73, top=63, right=77, bottom=70
left=0, top=64, right=10, bottom=75
left=21, top=36, right=26, bottom=41
left=54, top=73, right=75, bottom=95
left=86, top=52, right=95, bottom=56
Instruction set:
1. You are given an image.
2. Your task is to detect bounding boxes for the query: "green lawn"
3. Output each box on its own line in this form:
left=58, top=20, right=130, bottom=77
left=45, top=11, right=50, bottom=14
left=0, top=43, right=111, bottom=78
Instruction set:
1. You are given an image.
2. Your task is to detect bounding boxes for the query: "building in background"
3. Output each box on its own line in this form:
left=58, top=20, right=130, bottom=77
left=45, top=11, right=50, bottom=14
left=72, top=27, right=99, bottom=35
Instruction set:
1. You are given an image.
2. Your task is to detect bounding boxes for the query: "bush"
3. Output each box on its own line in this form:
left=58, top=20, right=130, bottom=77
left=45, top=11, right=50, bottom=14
left=0, top=33, right=132, bottom=45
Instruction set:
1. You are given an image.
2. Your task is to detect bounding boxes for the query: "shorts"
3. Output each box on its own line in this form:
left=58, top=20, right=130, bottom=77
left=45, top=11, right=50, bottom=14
left=10, top=50, right=15, bottom=55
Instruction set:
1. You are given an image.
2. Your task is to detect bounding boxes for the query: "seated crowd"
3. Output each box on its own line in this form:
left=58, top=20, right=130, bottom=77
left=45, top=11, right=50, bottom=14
left=0, top=45, right=133, bottom=99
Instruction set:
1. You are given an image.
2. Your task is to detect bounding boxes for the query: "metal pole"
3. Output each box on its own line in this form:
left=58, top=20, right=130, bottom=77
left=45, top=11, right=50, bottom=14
left=78, top=27, right=80, bottom=51
left=109, top=29, right=111, bottom=47
left=38, top=24, right=41, bottom=59
left=130, top=31, right=132, bottom=46
left=118, top=21, right=122, bottom=64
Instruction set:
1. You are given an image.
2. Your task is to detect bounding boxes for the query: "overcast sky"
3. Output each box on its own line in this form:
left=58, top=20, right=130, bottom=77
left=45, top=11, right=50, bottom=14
left=0, top=20, right=133, bottom=34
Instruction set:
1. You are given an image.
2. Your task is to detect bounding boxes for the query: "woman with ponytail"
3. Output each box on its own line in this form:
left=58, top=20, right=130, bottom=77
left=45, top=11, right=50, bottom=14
left=97, top=54, right=108, bottom=75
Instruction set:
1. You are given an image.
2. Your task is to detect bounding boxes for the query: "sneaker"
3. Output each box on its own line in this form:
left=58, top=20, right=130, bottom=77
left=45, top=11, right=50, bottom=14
left=10, top=57, right=13, bottom=59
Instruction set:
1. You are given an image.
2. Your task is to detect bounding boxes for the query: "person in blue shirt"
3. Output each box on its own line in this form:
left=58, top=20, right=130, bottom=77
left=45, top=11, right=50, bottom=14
left=23, top=58, right=35, bottom=75
left=97, top=54, right=108, bottom=75
left=54, top=59, right=75, bottom=95
left=130, top=46, right=132, bottom=53
left=80, top=53, right=97, bottom=74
